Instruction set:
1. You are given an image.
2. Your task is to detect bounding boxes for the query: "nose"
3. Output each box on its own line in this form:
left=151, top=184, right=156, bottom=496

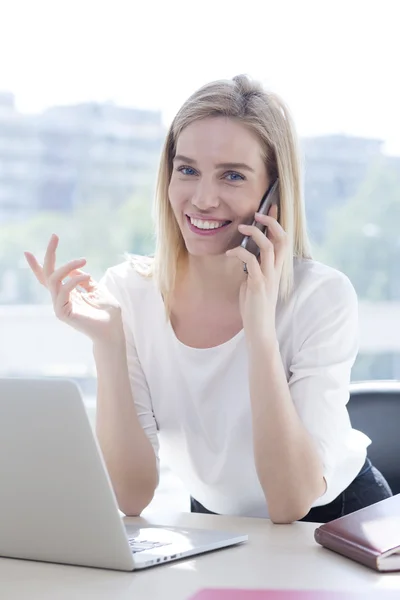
left=191, top=179, right=220, bottom=211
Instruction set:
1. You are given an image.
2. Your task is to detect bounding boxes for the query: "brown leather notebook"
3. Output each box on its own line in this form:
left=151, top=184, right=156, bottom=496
left=314, top=494, right=400, bottom=571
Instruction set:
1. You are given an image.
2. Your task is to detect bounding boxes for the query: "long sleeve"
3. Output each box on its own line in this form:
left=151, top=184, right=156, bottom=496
left=288, top=269, right=370, bottom=505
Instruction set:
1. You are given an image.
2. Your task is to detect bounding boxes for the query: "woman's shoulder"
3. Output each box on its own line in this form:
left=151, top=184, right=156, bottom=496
left=99, top=255, right=157, bottom=306
left=292, top=257, right=357, bottom=308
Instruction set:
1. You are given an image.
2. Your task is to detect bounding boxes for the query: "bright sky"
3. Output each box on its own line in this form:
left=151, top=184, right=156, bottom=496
left=0, top=0, right=399, bottom=154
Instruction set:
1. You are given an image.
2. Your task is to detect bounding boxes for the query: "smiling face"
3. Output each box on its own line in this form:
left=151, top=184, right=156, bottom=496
left=168, top=117, right=270, bottom=257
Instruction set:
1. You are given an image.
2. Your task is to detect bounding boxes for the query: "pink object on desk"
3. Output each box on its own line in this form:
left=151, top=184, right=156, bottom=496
left=189, top=590, right=400, bottom=599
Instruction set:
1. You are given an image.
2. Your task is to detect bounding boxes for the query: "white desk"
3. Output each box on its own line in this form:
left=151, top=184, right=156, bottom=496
left=1, top=512, right=399, bottom=600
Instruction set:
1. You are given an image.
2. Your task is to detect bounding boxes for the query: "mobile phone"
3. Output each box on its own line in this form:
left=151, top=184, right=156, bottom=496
left=240, top=179, right=280, bottom=257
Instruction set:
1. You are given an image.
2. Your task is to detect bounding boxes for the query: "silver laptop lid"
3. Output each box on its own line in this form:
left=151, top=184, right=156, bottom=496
left=0, top=378, right=135, bottom=570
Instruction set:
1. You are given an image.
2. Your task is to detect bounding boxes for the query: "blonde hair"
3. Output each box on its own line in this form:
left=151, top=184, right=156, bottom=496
left=137, top=74, right=312, bottom=316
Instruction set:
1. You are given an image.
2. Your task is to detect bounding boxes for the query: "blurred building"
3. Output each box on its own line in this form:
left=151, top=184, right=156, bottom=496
left=0, top=92, right=43, bottom=219
left=302, top=134, right=384, bottom=242
left=0, top=91, right=397, bottom=242
left=0, top=93, right=165, bottom=221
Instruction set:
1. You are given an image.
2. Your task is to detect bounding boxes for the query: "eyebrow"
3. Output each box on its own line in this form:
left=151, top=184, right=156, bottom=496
left=173, top=154, right=255, bottom=173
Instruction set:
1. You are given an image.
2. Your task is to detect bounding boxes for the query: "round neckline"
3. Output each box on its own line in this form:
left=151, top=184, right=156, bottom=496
left=166, top=318, right=245, bottom=352
left=154, top=272, right=246, bottom=352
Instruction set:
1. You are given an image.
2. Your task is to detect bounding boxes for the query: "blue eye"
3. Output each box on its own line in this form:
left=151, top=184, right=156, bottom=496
left=177, top=166, right=197, bottom=176
left=225, top=172, right=245, bottom=181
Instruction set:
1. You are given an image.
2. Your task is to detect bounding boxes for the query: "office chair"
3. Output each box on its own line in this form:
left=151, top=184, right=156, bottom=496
left=347, top=380, right=400, bottom=495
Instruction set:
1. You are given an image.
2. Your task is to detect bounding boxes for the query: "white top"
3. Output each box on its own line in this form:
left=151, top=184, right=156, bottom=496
left=100, top=258, right=371, bottom=518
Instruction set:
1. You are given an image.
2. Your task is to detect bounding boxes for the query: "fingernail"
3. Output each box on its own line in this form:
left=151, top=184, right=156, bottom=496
left=238, top=224, right=247, bottom=231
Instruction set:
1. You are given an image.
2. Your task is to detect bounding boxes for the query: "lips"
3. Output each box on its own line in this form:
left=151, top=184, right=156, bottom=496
left=190, top=218, right=230, bottom=230
left=185, top=215, right=232, bottom=236
left=186, top=214, right=232, bottom=227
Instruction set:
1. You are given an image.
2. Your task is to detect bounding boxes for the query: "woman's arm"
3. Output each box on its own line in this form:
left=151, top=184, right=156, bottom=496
left=95, top=267, right=160, bottom=517
left=248, top=271, right=359, bottom=524
left=248, top=336, right=326, bottom=524
left=95, top=336, right=158, bottom=517
left=228, top=211, right=358, bottom=524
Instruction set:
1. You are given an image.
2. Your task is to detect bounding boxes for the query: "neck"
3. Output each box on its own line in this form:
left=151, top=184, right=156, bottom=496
left=181, top=253, right=246, bottom=301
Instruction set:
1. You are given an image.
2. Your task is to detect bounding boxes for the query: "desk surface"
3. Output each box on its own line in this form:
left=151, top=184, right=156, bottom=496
left=1, top=512, right=399, bottom=600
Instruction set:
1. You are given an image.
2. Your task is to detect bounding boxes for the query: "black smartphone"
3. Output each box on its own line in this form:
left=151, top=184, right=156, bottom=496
left=240, top=179, right=280, bottom=257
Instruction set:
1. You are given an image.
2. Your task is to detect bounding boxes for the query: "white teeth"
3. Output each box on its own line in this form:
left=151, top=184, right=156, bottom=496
left=190, top=217, right=226, bottom=230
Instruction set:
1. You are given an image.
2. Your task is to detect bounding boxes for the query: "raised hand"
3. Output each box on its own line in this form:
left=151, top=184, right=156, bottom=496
left=25, top=234, right=123, bottom=343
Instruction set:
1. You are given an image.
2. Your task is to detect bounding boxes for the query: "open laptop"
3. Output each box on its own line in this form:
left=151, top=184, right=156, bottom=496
left=0, top=377, right=247, bottom=571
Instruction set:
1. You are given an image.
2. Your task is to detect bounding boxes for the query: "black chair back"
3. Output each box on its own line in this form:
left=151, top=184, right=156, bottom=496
left=348, top=381, right=400, bottom=495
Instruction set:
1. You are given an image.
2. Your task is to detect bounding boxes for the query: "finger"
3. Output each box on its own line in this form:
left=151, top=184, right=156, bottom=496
left=254, top=213, right=288, bottom=268
left=47, top=258, right=87, bottom=296
left=238, top=224, right=274, bottom=277
left=43, top=234, right=59, bottom=280
left=54, top=274, right=91, bottom=320
left=226, top=246, right=263, bottom=281
left=61, top=274, right=91, bottom=295
left=24, top=252, right=47, bottom=286
left=69, top=269, right=97, bottom=292
left=254, top=213, right=285, bottom=241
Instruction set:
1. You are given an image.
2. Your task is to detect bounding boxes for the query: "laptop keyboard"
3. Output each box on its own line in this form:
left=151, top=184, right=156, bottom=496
left=128, top=537, right=171, bottom=554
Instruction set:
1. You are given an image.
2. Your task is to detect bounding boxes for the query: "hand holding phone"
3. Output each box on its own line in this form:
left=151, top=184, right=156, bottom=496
left=240, top=179, right=280, bottom=258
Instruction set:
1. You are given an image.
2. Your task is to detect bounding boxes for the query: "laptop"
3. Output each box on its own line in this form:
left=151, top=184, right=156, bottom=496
left=0, top=377, right=247, bottom=571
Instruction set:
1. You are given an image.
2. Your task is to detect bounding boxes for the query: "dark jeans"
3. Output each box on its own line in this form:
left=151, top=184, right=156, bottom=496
left=190, top=458, right=393, bottom=523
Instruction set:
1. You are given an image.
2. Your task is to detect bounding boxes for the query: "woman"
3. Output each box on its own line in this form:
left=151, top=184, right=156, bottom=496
left=25, top=74, right=392, bottom=524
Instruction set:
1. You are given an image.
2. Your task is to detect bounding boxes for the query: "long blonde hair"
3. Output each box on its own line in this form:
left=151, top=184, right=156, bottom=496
left=138, top=74, right=312, bottom=316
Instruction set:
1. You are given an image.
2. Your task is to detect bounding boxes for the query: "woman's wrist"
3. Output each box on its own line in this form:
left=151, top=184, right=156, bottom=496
left=245, top=327, right=279, bottom=356
left=92, top=328, right=127, bottom=363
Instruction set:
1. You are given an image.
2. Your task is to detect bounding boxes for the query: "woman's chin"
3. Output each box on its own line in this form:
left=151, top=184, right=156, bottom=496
left=181, top=231, right=241, bottom=258
left=184, top=244, right=227, bottom=258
